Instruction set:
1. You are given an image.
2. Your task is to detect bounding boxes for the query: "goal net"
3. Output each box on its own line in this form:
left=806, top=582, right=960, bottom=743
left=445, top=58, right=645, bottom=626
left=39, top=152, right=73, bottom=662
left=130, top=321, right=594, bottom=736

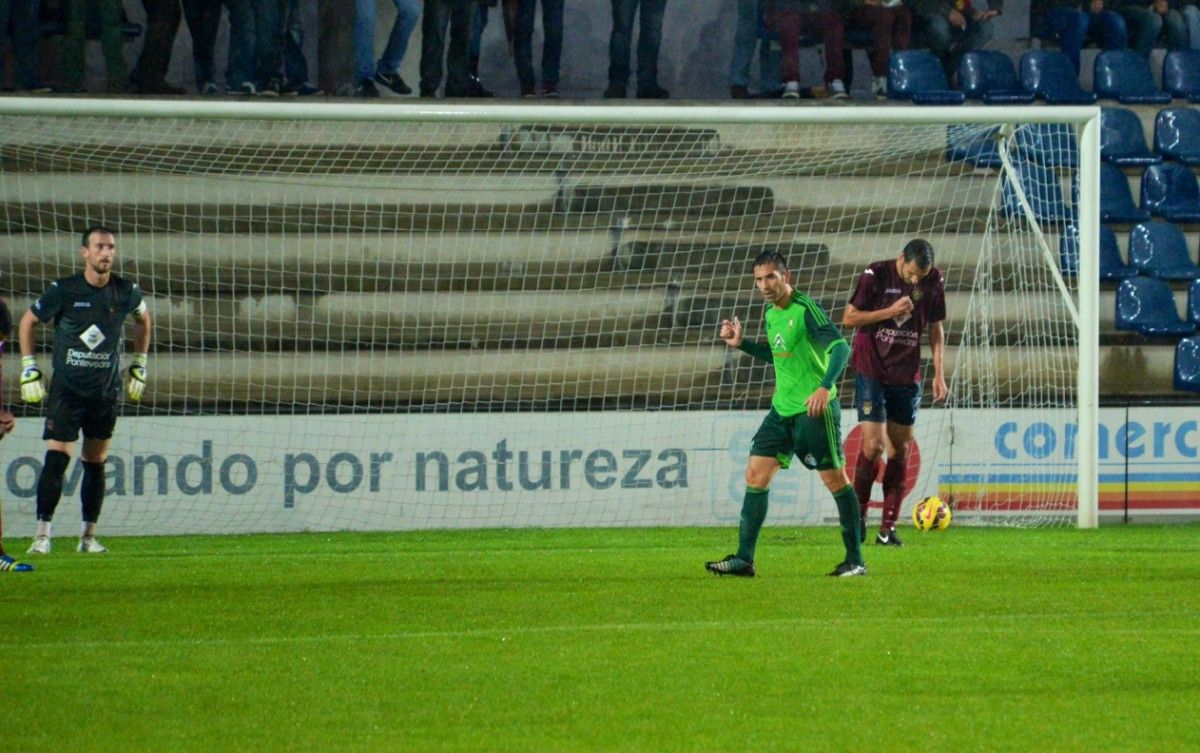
left=0, top=101, right=1099, bottom=534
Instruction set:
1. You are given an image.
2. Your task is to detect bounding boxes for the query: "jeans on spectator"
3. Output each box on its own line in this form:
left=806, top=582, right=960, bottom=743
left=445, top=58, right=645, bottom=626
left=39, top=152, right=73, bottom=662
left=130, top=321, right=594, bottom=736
left=1037, top=8, right=1127, bottom=73
left=354, top=0, right=420, bottom=82
left=131, top=0, right=184, bottom=88
left=227, top=0, right=280, bottom=87
left=64, top=0, right=127, bottom=88
left=182, top=0, right=223, bottom=88
left=0, top=0, right=41, bottom=89
left=1185, top=4, right=1200, bottom=49
left=470, top=2, right=487, bottom=62
left=847, top=5, right=911, bottom=77
left=919, top=12, right=994, bottom=78
left=515, top=0, right=564, bottom=89
left=768, top=8, right=845, bottom=85
left=1120, top=6, right=1187, bottom=56
left=420, top=0, right=473, bottom=95
left=608, top=0, right=667, bottom=91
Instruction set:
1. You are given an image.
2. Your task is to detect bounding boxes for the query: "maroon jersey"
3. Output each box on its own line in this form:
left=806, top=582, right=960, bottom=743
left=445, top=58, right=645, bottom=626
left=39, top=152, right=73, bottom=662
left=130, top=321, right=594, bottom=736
left=848, top=260, right=946, bottom=385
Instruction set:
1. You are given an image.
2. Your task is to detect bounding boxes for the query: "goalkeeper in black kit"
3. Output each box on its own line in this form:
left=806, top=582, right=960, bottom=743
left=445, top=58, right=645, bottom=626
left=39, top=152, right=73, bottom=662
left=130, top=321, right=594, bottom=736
left=19, top=226, right=152, bottom=555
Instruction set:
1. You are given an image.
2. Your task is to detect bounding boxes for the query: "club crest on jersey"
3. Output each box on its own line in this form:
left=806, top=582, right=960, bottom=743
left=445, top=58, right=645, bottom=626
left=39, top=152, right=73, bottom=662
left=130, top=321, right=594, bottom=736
left=862, top=401, right=873, bottom=415
left=79, top=324, right=105, bottom=351
left=912, top=289, right=923, bottom=301
left=773, top=333, right=786, bottom=349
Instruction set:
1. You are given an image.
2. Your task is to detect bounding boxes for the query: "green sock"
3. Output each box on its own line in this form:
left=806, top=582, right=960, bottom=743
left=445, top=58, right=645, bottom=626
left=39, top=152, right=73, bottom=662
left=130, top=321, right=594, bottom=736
left=735, top=486, right=769, bottom=563
left=832, top=484, right=864, bottom=566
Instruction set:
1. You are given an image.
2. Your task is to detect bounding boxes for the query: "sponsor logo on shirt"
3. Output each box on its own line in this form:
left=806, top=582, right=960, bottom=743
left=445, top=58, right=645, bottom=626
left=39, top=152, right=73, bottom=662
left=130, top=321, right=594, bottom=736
left=74, top=301, right=91, bottom=308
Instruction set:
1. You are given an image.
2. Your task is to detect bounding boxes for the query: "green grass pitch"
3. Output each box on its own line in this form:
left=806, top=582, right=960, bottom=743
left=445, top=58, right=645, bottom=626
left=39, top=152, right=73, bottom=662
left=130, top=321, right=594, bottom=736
left=2, top=524, right=1198, bottom=753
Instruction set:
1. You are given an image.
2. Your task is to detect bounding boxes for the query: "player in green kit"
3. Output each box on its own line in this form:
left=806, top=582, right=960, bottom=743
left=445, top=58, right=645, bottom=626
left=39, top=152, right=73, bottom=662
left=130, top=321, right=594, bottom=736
left=705, top=250, right=866, bottom=577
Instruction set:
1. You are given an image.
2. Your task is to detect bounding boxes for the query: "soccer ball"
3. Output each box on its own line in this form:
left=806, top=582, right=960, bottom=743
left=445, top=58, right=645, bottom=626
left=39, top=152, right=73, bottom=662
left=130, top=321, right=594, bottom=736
left=912, top=496, right=951, bottom=531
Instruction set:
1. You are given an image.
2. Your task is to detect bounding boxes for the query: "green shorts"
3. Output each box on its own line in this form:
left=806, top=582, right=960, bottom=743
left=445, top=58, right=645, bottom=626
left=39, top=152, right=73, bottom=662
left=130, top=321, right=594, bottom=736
left=749, top=407, right=844, bottom=471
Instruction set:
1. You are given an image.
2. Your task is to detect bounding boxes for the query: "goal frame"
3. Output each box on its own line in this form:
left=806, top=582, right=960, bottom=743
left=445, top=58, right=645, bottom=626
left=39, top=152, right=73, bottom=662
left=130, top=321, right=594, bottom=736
left=0, top=98, right=1101, bottom=528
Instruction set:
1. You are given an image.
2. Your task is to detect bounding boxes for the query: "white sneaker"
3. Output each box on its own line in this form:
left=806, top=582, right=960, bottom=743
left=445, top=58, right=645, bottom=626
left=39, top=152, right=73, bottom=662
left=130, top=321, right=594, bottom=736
left=27, top=536, right=51, bottom=554
left=872, top=76, right=888, bottom=99
left=782, top=81, right=800, bottom=99
left=77, top=537, right=108, bottom=554
left=829, top=79, right=849, bottom=99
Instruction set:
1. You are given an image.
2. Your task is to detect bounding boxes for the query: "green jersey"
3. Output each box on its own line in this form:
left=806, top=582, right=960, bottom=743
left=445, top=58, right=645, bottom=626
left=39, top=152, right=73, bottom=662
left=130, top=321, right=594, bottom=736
left=763, top=293, right=847, bottom=417
left=31, top=273, right=145, bottom=399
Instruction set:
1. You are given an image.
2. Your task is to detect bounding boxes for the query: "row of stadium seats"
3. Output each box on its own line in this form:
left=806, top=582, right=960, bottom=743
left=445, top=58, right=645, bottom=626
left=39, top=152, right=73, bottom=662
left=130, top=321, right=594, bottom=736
left=1113, top=277, right=1200, bottom=393
left=889, top=49, right=1200, bottom=106
left=1103, top=108, right=1200, bottom=167
left=1061, top=223, right=1200, bottom=281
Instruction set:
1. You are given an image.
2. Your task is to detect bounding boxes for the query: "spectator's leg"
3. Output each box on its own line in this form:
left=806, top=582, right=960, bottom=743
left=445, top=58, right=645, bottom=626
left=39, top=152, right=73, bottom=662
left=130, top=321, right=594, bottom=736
left=96, top=0, right=131, bottom=87
left=730, top=0, right=759, bottom=89
left=1183, top=4, right=1200, bottom=50
left=226, top=0, right=254, bottom=87
left=849, top=5, right=892, bottom=77
left=809, top=10, right=845, bottom=85
left=469, top=0, right=486, bottom=74
left=182, top=0, right=222, bottom=90
left=10, top=0, right=42, bottom=90
left=250, top=0, right=280, bottom=89
left=378, top=0, right=420, bottom=77
left=769, top=8, right=801, bottom=87
left=419, top=0, right=450, bottom=95
left=353, top=0, right=376, bottom=82
left=917, top=12, right=956, bottom=77
left=634, top=0, right=666, bottom=94
left=1092, top=10, right=1129, bottom=53
left=540, top=0, right=564, bottom=88
left=131, top=0, right=181, bottom=89
left=890, top=5, right=912, bottom=53
left=280, top=0, right=308, bottom=86
left=608, top=0, right=636, bottom=89
left=446, top=0, right=473, bottom=94
left=63, top=0, right=86, bottom=89
left=1119, top=7, right=1160, bottom=57
left=1162, top=9, right=1188, bottom=50
left=514, top=0, right=537, bottom=91
left=1043, top=8, right=1089, bottom=72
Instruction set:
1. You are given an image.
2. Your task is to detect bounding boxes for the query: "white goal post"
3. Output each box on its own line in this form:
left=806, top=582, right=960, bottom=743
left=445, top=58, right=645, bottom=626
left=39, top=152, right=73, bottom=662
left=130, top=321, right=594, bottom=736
left=0, top=99, right=1100, bottom=532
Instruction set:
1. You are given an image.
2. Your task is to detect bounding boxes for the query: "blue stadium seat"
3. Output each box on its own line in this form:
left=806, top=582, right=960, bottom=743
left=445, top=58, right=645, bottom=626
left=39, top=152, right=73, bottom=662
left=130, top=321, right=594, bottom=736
left=1101, top=163, right=1150, bottom=223
left=1128, top=221, right=1200, bottom=280
left=1162, top=49, right=1200, bottom=101
left=946, top=124, right=1002, bottom=168
left=1060, top=224, right=1139, bottom=280
left=1100, top=107, right=1162, bottom=167
left=958, top=51, right=1036, bottom=104
left=1153, top=108, right=1200, bottom=166
left=1115, top=277, right=1195, bottom=336
left=1173, top=336, right=1200, bottom=391
left=888, top=50, right=965, bottom=104
left=1093, top=51, right=1172, bottom=104
left=1014, top=123, right=1077, bottom=168
left=1019, top=50, right=1097, bottom=104
left=1003, top=158, right=1069, bottom=222
left=1190, top=280, right=1200, bottom=325
left=1141, top=163, right=1200, bottom=222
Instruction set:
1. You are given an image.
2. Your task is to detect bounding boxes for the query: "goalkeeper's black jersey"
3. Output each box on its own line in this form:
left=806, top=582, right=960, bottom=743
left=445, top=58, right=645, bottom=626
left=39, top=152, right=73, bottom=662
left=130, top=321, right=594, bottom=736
left=31, top=273, right=144, bottom=399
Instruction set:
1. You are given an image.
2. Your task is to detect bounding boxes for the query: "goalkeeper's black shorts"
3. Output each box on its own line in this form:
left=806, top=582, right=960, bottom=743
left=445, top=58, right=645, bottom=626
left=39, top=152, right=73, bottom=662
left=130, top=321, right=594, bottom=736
left=42, top=380, right=118, bottom=442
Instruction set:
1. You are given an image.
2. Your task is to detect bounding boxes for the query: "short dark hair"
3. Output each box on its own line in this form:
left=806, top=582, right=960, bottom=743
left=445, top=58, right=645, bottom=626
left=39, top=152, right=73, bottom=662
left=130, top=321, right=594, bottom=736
left=902, top=238, right=934, bottom=269
left=752, top=249, right=788, bottom=273
left=0, top=297, right=11, bottom=339
left=81, top=225, right=116, bottom=248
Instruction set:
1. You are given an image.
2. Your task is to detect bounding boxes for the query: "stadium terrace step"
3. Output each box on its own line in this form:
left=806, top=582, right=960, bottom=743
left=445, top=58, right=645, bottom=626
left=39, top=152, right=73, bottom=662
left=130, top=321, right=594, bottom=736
left=500, top=124, right=721, bottom=155
left=559, top=184, right=775, bottom=216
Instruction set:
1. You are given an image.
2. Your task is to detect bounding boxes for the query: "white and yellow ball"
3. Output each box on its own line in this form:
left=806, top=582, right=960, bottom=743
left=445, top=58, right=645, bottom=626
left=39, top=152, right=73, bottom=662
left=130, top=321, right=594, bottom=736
left=912, top=496, right=952, bottom=531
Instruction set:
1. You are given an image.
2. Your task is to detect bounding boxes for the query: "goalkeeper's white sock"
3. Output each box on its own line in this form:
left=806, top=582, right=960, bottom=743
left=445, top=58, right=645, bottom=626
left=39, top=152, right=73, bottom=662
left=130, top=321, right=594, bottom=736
left=35, top=520, right=50, bottom=539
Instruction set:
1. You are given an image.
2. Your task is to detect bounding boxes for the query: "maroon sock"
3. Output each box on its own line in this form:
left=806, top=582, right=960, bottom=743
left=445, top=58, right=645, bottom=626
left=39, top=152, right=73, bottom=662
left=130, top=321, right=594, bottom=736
left=880, top=450, right=909, bottom=531
left=853, top=451, right=877, bottom=522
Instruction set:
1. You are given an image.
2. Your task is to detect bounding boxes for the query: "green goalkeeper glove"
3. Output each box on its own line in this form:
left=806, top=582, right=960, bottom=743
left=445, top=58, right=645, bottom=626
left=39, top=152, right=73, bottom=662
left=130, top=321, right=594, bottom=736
left=20, top=355, right=45, bottom=404
left=125, top=353, right=147, bottom=402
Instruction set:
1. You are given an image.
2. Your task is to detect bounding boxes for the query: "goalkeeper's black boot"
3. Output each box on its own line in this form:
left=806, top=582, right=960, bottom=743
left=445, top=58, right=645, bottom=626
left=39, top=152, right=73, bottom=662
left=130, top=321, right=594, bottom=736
left=827, top=561, right=868, bottom=577
left=875, top=528, right=903, bottom=547
left=705, top=554, right=755, bottom=577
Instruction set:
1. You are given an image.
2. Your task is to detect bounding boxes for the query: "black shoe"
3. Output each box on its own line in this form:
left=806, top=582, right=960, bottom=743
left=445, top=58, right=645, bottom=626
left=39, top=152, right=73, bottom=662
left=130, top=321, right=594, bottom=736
left=730, top=84, right=750, bottom=99
left=133, top=79, right=185, bottom=95
left=259, top=77, right=283, bottom=97
left=519, top=83, right=537, bottom=97
left=875, top=529, right=903, bottom=547
left=705, top=554, right=755, bottom=577
left=467, top=76, right=494, bottom=97
left=827, top=561, right=867, bottom=577
left=636, top=85, right=669, bottom=99
left=374, top=71, right=412, bottom=95
left=603, top=82, right=626, bottom=99
left=355, top=79, right=380, bottom=98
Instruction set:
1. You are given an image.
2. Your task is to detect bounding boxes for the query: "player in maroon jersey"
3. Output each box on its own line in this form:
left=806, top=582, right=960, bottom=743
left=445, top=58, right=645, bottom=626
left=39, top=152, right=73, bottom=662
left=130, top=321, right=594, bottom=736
left=0, top=296, right=33, bottom=572
left=843, top=239, right=947, bottom=546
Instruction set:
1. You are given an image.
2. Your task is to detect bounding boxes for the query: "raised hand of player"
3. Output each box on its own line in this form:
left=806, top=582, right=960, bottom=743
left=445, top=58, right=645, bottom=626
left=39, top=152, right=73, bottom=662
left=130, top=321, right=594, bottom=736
left=0, top=409, right=14, bottom=439
left=20, top=356, right=45, bottom=404
left=719, top=317, right=743, bottom=347
left=805, top=386, right=831, bottom=416
left=125, top=354, right=148, bottom=402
